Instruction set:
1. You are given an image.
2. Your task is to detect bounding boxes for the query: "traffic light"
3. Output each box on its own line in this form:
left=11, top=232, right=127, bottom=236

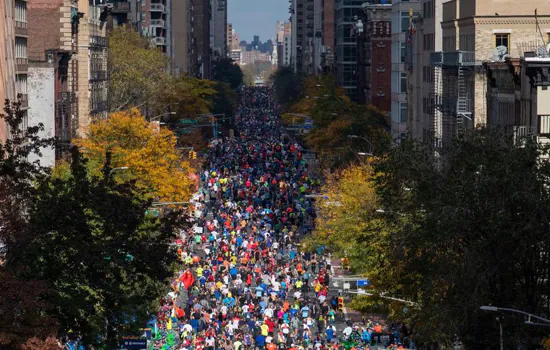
left=192, top=151, right=197, bottom=159
left=337, top=296, right=345, bottom=311
left=188, top=151, right=193, bottom=159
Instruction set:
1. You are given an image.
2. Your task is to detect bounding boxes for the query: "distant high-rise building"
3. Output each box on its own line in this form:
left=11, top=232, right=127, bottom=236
left=226, top=23, right=233, bottom=55
left=193, top=0, right=211, bottom=78
left=210, top=0, right=227, bottom=59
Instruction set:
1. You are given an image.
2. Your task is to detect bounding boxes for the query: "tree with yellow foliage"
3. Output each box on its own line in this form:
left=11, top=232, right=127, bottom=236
left=308, top=162, right=390, bottom=280
left=73, top=109, right=194, bottom=202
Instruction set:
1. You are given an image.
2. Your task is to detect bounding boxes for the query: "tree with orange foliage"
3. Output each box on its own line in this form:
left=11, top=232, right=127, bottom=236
left=73, top=109, right=194, bottom=202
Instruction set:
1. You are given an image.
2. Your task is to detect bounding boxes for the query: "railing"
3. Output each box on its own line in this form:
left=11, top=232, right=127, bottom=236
left=150, top=19, right=165, bottom=27
left=90, top=71, right=108, bottom=81
left=152, top=36, right=167, bottom=45
left=90, top=35, right=109, bottom=48
left=150, top=3, right=165, bottom=12
left=430, top=51, right=477, bottom=66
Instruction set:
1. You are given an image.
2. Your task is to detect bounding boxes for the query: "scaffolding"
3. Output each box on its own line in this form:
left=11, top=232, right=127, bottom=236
left=430, top=51, right=480, bottom=147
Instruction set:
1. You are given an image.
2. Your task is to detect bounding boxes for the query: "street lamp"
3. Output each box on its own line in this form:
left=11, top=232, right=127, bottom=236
left=109, top=166, right=129, bottom=175
left=347, top=134, right=375, bottom=154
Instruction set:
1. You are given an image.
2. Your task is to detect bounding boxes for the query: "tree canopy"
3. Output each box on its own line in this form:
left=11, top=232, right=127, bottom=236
left=73, top=109, right=195, bottom=202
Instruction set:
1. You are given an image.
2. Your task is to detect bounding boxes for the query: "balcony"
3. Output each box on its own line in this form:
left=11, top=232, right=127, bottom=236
left=150, top=3, right=166, bottom=12
left=15, top=21, right=27, bottom=36
left=110, top=1, right=130, bottom=14
left=150, top=19, right=166, bottom=28
left=152, top=36, right=167, bottom=45
left=18, top=94, right=28, bottom=109
left=16, top=58, right=27, bottom=73
left=539, top=115, right=550, bottom=136
left=430, top=51, right=478, bottom=67
left=89, top=70, right=108, bottom=81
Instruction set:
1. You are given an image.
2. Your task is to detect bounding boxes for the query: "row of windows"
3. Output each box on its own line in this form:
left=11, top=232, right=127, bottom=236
left=423, top=0, right=435, bottom=19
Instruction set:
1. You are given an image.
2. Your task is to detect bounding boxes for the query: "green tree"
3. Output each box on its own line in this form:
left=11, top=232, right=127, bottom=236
left=108, top=28, right=171, bottom=112
left=271, top=66, right=302, bottom=108
left=10, top=147, right=180, bottom=348
left=0, top=100, right=58, bottom=348
left=212, top=58, right=244, bottom=89
left=375, top=130, right=550, bottom=348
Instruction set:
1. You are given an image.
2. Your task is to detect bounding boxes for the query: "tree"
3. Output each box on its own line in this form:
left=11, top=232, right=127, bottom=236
left=212, top=58, right=244, bottom=89
left=108, top=28, right=171, bottom=112
left=271, top=66, right=302, bottom=108
left=374, top=130, right=550, bottom=348
left=155, top=76, right=217, bottom=122
left=241, top=64, right=255, bottom=86
left=0, top=100, right=58, bottom=348
left=9, top=148, right=179, bottom=348
left=306, top=163, right=390, bottom=279
left=73, top=109, right=195, bottom=202
left=212, top=82, right=238, bottom=126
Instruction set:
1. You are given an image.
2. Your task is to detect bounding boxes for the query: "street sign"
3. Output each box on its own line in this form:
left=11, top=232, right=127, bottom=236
left=357, top=279, right=371, bottom=287
left=120, top=339, right=147, bottom=349
left=145, top=209, right=159, bottom=217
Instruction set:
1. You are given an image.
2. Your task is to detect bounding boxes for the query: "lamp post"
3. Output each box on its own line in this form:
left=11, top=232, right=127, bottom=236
left=347, top=134, right=375, bottom=154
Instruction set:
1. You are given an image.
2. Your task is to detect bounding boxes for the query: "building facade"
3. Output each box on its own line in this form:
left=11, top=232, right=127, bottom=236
left=192, top=0, right=211, bottom=78
left=210, top=0, right=227, bottom=60
left=391, top=0, right=420, bottom=141
left=364, top=1, right=392, bottom=112
left=335, top=0, right=367, bottom=101
left=0, top=0, right=20, bottom=142
left=172, top=0, right=190, bottom=75
left=430, top=0, right=550, bottom=146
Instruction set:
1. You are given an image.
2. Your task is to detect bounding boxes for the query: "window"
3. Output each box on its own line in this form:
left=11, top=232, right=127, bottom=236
left=400, top=11, right=410, bottom=33
left=400, top=42, right=406, bottom=63
left=495, top=33, right=510, bottom=52
left=15, top=0, right=26, bottom=23
left=400, top=72, right=407, bottom=93
left=400, top=102, right=408, bottom=123
left=16, top=74, right=27, bottom=96
left=15, top=37, right=27, bottom=59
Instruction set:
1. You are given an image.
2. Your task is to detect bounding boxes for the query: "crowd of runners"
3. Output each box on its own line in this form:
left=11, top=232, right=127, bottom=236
left=147, top=87, right=412, bottom=350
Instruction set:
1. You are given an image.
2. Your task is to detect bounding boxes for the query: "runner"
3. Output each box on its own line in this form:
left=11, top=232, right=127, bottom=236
left=148, top=87, right=398, bottom=350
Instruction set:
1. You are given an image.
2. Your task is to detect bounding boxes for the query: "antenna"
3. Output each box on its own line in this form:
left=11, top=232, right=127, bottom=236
left=535, top=9, right=548, bottom=46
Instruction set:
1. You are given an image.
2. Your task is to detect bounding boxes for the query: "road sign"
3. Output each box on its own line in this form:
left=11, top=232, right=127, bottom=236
left=145, top=209, right=159, bottom=217
left=120, top=339, right=147, bottom=349
left=357, top=279, right=371, bottom=287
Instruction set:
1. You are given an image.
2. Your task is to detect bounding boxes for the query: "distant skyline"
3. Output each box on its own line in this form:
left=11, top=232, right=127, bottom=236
left=228, top=0, right=288, bottom=43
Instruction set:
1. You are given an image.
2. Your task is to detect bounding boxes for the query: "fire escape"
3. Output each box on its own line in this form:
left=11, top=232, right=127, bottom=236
left=430, top=50, right=479, bottom=147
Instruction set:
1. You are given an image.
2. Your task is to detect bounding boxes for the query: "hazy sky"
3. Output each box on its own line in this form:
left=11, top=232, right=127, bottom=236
left=228, top=0, right=288, bottom=43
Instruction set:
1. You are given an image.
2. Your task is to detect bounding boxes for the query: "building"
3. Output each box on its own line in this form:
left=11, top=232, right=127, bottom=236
left=210, top=0, right=227, bottom=60
left=28, top=62, right=55, bottom=167
left=230, top=49, right=241, bottom=64
left=276, top=21, right=292, bottom=67
left=335, top=0, right=370, bottom=101
left=429, top=0, right=550, bottom=147
left=0, top=0, right=20, bottom=142
left=321, top=0, right=335, bottom=72
left=226, top=23, right=233, bottom=54
left=192, top=0, right=211, bottom=78
left=172, top=0, right=191, bottom=75
left=283, top=24, right=292, bottom=66
left=405, top=0, right=442, bottom=143
left=391, top=0, right=421, bottom=141
left=484, top=53, right=550, bottom=146
left=76, top=0, right=109, bottom=136
left=290, top=0, right=304, bottom=73
left=240, top=50, right=271, bottom=66
left=130, top=0, right=171, bottom=54
left=362, top=1, right=392, bottom=111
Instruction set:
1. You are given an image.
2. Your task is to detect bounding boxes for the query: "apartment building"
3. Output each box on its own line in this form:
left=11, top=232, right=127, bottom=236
left=172, top=0, right=191, bottom=75
left=364, top=1, right=392, bottom=112
left=427, top=0, right=550, bottom=146
left=290, top=0, right=305, bottom=73
left=391, top=0, right=421, bottom=141
left=226, top=23, right=233, bottom=54
left=210, top=0, right=227, bottom=60
left=335, top=0, right=371, bottom=102
left=322, top=0, right=335, bottom=72
left=406, top=0, right=442, bottom=143
left=0, top=1, right=20, bottom=142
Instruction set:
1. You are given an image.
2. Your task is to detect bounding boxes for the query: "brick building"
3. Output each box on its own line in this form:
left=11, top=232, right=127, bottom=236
left=364, top=2, right=391, bottom=112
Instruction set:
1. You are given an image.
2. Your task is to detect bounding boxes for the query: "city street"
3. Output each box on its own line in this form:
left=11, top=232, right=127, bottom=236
left=148, top=88, right=402, bottom=350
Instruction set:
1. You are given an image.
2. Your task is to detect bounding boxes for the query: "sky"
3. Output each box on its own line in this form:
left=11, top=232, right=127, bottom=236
left=228, top=0, right=288, bottom=43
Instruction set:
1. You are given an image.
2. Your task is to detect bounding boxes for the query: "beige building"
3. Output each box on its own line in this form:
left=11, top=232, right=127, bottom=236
left=76, top=0, right=108, bottom=137
left=0, top=1, right=20, bottom=142
left=428, top=0, right=550, bottom=146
